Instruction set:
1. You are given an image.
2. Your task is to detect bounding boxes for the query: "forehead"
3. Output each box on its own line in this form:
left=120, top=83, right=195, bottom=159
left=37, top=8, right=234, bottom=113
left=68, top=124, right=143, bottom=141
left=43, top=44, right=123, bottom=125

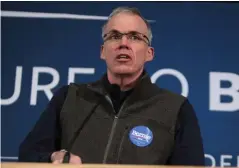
left=104, top=12, right=148, bottom=35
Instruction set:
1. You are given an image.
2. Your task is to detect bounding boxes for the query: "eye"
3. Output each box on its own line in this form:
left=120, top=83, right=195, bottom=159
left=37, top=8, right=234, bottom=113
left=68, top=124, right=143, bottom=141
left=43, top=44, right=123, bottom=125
left=109, top=33, right=122, bottom=40
left=129, top=34, right=141, bottom=41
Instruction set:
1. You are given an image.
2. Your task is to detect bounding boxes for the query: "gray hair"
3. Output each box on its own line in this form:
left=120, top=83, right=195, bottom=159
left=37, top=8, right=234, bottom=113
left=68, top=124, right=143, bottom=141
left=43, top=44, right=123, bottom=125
left=102, top=7, right=153, bottom=45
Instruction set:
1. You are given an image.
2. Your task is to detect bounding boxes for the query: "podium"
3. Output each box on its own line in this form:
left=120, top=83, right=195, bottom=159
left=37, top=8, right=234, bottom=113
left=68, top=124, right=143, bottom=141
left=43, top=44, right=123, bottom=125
left=1, top=163, right=206, bottom=168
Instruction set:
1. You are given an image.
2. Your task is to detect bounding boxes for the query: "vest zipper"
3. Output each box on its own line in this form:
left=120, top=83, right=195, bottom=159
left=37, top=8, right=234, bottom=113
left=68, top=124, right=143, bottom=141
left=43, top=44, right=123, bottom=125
left=102, top=95, right=126, bottom=163
left=103, top=115, right=118, bottom=163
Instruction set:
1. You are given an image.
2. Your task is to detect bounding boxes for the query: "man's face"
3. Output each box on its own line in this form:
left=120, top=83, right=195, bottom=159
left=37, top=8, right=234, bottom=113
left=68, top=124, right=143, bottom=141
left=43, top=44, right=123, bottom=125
left=101, top=12, right=154, bottom=75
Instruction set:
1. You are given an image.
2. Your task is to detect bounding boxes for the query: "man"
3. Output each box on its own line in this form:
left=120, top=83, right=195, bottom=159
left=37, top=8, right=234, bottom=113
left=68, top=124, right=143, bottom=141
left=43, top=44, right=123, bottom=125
left=19, top=7, right=205, bottom=165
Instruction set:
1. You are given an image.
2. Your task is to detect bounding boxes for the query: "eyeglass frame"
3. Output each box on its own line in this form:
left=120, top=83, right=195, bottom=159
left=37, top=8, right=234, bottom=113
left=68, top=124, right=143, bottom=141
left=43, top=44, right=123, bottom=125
left=103, top=30, right=151, bottom=46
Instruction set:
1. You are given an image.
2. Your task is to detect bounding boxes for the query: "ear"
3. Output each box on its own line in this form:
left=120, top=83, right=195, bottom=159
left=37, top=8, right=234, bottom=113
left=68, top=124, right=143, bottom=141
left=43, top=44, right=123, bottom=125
left=145, top=47, right=154, bottom=62
left=100, top=45, right=106, bottom=60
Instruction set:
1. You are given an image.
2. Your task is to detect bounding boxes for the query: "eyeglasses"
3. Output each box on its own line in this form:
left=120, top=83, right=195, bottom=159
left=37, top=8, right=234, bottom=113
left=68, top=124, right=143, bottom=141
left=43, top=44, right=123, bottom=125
left=103, top=30, right=150, bottom=46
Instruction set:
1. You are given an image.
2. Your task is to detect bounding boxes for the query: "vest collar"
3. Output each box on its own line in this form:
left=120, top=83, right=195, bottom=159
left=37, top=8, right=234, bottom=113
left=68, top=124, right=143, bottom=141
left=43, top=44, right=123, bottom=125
left=87, top=70, right=160, bottom=105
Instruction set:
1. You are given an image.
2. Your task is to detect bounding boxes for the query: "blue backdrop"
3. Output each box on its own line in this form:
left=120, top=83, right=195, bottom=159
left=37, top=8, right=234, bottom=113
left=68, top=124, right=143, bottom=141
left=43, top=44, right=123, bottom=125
left=1, top=2, right=239, bottom=167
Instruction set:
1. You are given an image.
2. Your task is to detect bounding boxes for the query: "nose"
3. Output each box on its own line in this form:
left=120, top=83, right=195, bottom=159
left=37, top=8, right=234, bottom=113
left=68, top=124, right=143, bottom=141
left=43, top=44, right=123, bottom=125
left=118, top=35, right=130, bottom=49
left=120, top=35, right=129, bottom=45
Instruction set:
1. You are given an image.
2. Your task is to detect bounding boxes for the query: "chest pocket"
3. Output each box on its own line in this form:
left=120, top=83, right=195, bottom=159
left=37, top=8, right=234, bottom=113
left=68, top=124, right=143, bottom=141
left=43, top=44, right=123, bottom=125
left=116, top=117, right=175, bottom=165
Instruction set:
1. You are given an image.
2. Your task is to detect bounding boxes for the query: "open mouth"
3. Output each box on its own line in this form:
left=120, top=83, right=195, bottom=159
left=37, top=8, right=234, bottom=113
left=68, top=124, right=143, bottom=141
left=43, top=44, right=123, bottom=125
left=116, top=54, right=131, bottom=60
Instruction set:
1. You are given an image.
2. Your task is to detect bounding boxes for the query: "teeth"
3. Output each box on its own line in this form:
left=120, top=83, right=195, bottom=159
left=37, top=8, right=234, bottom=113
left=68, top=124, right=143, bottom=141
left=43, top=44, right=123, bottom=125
left=118, top=55, right=129, bottom=59
left=120, top=56, right=127, bottom=58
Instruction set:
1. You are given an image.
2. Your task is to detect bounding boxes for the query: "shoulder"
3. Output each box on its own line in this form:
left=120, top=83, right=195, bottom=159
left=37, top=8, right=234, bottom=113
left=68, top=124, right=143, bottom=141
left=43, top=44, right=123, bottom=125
left=51, top=82, right=93, bottom=102
left=158, top=87, right=186, bottom=99
left=153, top=85, right=187, bottom=106
left=47, top=83, right=88, bottom=113
left=52, top=85, right=70, bottom=101
left=52, top=82, right=89, bottom=97
left=157, top=88, right=196, bottom=120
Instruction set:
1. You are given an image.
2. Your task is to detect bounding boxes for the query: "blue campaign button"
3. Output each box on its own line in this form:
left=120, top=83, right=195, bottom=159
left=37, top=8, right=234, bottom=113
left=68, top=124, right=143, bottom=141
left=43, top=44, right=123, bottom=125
left=129, top=126, right=153, bottom=147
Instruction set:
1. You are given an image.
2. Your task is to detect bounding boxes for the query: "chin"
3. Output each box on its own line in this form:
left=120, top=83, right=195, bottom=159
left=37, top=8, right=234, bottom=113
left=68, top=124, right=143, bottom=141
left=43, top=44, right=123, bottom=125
left=111, top=66, right=136, bottom=75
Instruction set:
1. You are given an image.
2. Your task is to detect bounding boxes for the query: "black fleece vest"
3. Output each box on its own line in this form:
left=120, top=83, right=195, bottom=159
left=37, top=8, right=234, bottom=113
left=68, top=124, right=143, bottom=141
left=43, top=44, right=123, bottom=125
left=59, top=75, right=185, bottom=165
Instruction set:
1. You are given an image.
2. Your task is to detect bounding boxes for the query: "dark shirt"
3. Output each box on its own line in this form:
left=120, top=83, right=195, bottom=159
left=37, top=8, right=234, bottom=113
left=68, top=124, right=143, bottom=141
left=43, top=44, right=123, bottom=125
left=103, top=74, right=133, bottom=113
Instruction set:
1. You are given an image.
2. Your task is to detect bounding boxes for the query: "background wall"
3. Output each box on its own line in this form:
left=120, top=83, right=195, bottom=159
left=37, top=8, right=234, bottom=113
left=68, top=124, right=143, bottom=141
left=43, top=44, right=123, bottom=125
left=1, top=2, right=239, bottom=167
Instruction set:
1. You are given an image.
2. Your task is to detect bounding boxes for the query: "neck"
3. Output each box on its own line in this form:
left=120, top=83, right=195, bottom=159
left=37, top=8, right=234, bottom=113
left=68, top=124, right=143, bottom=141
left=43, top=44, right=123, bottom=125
left=107, top=68, right=144, bottom=91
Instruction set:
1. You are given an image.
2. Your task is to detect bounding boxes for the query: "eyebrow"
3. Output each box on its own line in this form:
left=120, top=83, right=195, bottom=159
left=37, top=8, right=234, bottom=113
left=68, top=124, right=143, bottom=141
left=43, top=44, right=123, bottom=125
left=106, top=29, right=143, bottom=35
